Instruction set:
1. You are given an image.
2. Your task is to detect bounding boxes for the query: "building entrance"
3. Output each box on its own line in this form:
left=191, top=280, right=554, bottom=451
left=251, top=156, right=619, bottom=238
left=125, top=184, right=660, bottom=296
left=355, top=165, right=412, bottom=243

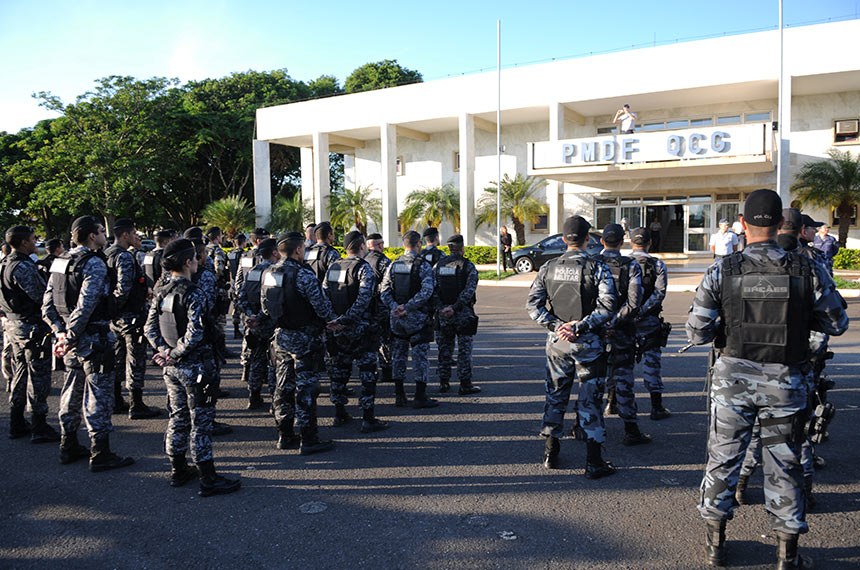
left=645, top=205, right=684, bottom=253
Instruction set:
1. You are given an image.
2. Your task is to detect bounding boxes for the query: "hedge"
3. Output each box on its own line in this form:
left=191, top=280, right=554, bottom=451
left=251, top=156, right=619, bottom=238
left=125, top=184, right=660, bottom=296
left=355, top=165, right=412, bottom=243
left=833, top=248, right=860, bottom=270
left=234, top=244, right=506, bottom=265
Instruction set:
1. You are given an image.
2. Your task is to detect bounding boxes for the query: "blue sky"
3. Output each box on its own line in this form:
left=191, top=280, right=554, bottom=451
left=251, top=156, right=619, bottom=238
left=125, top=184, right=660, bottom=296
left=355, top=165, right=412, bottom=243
left=1, top=0, right=858, bottom=133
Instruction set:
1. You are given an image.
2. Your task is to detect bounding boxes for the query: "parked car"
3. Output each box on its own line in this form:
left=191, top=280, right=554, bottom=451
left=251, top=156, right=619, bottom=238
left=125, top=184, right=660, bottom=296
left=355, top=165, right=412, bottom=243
left=139, top=239, right=156, bottom=252
left=512, top=232, right=603, bottom=273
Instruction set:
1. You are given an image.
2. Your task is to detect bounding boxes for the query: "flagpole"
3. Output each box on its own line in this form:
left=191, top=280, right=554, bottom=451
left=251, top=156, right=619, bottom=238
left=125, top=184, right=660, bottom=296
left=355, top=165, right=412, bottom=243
left=496, top=19, right=502, bottom=277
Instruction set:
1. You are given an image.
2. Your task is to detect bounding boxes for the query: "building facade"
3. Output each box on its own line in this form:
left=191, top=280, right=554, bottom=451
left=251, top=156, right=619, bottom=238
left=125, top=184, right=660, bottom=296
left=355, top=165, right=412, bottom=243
left=254, top=20, right=860, bottom=252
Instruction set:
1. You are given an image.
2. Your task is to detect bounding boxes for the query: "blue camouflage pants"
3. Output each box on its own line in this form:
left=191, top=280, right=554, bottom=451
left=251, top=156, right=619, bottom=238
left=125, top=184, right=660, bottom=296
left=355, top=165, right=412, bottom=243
left=112, top=317, right=147, bottom=391
left=699, top=357, right=810, bottom=534
left=391, top=338, right=429, bottom=386
left=58, top=332, right=116, bottom=439
left=640, top=347, right=664, bottom=393
left=435, top=330, right=473, bottom=384
left=163, top=361, right=215, bottom=463
left=607, top=335, right=638, bottom=420
left=542, top=343, right=606, bottom=443
left=7, top=320, right=52, bottom=416
left=242, top=328, right=274, bottom=395
left=273, top=330, right=322, bottom=429
left=328, top=350, right=378, bottom=411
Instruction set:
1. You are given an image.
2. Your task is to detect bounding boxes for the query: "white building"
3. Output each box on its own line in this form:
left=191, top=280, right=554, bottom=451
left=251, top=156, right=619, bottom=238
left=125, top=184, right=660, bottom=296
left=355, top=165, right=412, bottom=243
left=254, top=19, right=860, bottom=254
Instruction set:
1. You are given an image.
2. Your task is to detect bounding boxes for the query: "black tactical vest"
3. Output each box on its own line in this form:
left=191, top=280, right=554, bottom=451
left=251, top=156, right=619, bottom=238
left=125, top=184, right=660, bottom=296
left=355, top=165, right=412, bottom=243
left=304, top=243, right=337, bottom=282
left=143, top=249, right=163, bottom=289
left=243, top=263, right=267, bottom=315
left=49, top=250, right=111, bottom=323
left=720, top=251, right=813, bottom=365
left=325, top=257, right=365, bottom=316
left=596, top=254, right=632, bottom=309
left=636, top=255, right=662, bottom=317
left=227, top=249, right=242, bottom=282
left=544, top=254, right=598, bottom=322
left=435, top=256, right=471, bottom=306
left=390, top=255, right=423, bottom=305
left=364, top=250, right=390, bottom=284
left=104, top=245, right=147, bottom=316
left=260, top=261, right=318, bottom=330
left=157, top=278, right=194, bottom=349
left=421, top=246, right=443, bottom=267
left=0, top=252, right=40, bottom=318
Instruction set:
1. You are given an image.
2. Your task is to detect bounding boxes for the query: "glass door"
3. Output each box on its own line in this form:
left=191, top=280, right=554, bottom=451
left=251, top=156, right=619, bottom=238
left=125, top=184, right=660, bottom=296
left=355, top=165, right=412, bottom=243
left=686, top=196, right=712, bottom=252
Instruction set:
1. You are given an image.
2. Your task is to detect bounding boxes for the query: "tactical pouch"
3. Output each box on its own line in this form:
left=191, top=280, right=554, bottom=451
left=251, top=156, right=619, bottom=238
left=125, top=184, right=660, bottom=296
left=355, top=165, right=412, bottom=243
left=575, top=357, right=606, bottom=383
left=659, top=321, right=672, bottom=347
left=759, top=413, right=804, bottom=447
left=411, top=322, right=434, bottom=347
left=456, top=313, right=479, bottom=336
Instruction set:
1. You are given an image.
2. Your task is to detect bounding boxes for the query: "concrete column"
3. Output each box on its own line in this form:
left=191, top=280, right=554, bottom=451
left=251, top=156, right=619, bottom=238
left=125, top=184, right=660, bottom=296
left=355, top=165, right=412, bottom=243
left=252, top=140, right=271, bottom=228
left=547, top=103, right=565, bottom=234
left=459, top=114, right=476, bottom=245
left=380, top=124, right=398, bottom=243
left=311, top=132, right=330, bottom=222
left=777, top=75, right=792, bottom=204
left=300, top=146, right=315, bottom=220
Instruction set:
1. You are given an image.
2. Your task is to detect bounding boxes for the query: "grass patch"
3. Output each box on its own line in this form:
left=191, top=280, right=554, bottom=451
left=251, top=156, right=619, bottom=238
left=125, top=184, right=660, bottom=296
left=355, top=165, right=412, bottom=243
left=477, top=270, right=517, bottom=281
left=833, top=275, right=860, bottom=289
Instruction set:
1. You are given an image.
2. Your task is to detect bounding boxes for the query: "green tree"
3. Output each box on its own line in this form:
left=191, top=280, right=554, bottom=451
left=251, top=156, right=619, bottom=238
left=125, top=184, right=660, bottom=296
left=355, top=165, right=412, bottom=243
left=329, top=185, right=381, bottom=235
left=269, top=191, right=312, bottom=233
left=201, top=195, right=255, bottom=238
left=307, top=75, right=344, bottom=98
left=476, top=174, right=548, bottom=245
left=399, top=184, right=460, bottom=232
left=791, top=149, right=860, bottom=247
left=345, top=60, right=422, bottom=94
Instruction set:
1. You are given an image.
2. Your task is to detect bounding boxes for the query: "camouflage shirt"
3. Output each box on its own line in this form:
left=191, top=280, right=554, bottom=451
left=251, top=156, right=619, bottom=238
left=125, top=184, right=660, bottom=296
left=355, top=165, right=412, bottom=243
left=432, top=254, right=479, bottom=312
left=8, top=254, right=47, bottom=308
left=600, top=249, right=643, bottom=327
left=631, top=250, right=667, bottom=330
left=110, top=248, right=139, bottom=317
left=323, top=255, right=375, bottom=328
left=42, top=245, right=110, bottom=342
left=380, top=250, right=435, bottom=313
left=236, top=259, right=274, bottom=318
left=144, top=275, right=208, bottom=360
left=206, top=243, right=229, bottom=286
left=193, top=265, right=218, bottom=314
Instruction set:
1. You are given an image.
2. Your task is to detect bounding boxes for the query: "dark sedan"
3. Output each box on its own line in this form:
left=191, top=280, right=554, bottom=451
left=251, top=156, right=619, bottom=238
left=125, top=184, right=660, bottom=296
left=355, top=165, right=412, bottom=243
left=512, top=232, right=603, bottom=273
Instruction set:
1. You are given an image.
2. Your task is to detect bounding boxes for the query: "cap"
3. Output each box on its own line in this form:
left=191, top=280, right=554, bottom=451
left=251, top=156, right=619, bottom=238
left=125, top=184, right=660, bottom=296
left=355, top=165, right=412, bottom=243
left=71, top=216, right=99, bottom=235
left=313, top=222, right=331, bottom=238
left=422, top=227, right=439, bottom=239
left=402, top=230, right=421, bottom=247
left=155, top=229, right=174, bottom=240
left=446, top=234, right=464, bottom=246
left=801, top=214, right=824, bottom=228
left=112, top=218, right=135, bottom=234
left=253, top=227, right=271, bottom=238
left=183, top=227, right=204, bottom=240
left=367, top=233, right=383, bottom=241
left=343, top=230, right=364, bottom=250
left=718, top=218, right=729, bottom=225
left=234, top=233, right=246, bottom=241
left=781, top=208, right=802, bottom=231
left=206, top=227, right=222, bottom=238
left=743, top=189, right=782, bottom=227
left=277, top=231, right=304, bottom=247
left=257, top=238, right=277, bottom=257
left=562, top=216, right=591, bottom=242
left=163, top=238, right=195, bottom=260
left=630, top=227, right=651, bottom=245
left=602, top=223, right=625, bottom=244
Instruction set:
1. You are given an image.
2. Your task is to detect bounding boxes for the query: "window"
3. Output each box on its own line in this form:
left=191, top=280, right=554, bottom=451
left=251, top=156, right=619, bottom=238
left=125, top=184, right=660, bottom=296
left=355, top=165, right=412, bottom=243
left=666, top=119, right=689, bottom=129
left=595, top=197, right=618, bottom=205
left=541, top=235, right=564, bottom=249
left=833, top=205, right=858, bottom=227
left=452, top=151, right=460, bottom=172
left=691, top=118, right=714, bottom=127
left=396, top=156, right=404, bottom=176
left=716, top=115, right=741, bottom=125
left=715, top=193, right=741, bottom=201
left=642, top=122, right=665, bottom=132
left=597, top=126, right=616, bottom=134
left=745, top=111, right=771, bottom=122
left=834, top=119, right=859, bottom=145
left=532, top=214, right=548, bottom=232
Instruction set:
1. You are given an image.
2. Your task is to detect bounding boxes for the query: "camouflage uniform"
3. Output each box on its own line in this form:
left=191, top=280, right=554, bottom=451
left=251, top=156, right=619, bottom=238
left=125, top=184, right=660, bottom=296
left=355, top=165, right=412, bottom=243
left=235, top=259, right=276, bottom=397
left=270, top=259, right=336, bottom=430
left=631, top=250, right=668, bottom=394
left=193, top=264, right=226, bottom=397
left=364, top=250, right=393, bottom=379
left=379, top=251, right=435, bottom=393
left=145, top=275, right=215, bottom=463
left=107, top=247, right=147, bottom=392
left=686, top=241, right=848, bottom=535
left=43, top=246, right=117, bottom=441
left=526, top=249, right=617, bottom=442
left=1, top=317, right=13, bottom=391
left=433, top=253, right=479, bottom=389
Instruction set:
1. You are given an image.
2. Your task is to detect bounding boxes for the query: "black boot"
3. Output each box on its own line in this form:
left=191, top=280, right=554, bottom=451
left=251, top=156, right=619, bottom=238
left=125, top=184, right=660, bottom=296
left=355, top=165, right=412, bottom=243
left=803, top=475, right=816, bottom=511
left=705, top=519, right=727, bottom=567
left=169, top=454, right=199, bottom=487
left=113, top=380, right=129, bottom=414
left=59, top=432, right=90, bottom=464
left=380, top=366, right=392, bottom=383
left=394, top=379, right=408, bottom=407
left=247, top=390, right=264, bottom=410
left=333, top=404, right=353, bottom=427
left=775, top=532, right=813, bottom=569
left=584, top=440, right=616, bottom=479
left=542, top=436, right=560, bottom=469
left=276, top=422, right=301, bottom=449
left=129, top=388, right=162, bottom=420
left=197, top=459, right=241, bottom=497
left=459, top=380, right=481, bottom=395
left=89, top=435, right=135, bottom=473
left=412, top=382, right=439, bottom=409
left=604, top=387, right=618, bottom=415
left=649, top=392, right=672, bottom=420
left=736, top=474, right=750, bottom=505
left=8, top=405, right=31, bottom=439
left=30, top=413, right=60, bottom=444
left=299, top=426, right=334, bottom=455
left=622, top=421, right=652, bottom=446
left=360, top=409, right=389, bottom=433
left=439, top=379, right=451, bottom=393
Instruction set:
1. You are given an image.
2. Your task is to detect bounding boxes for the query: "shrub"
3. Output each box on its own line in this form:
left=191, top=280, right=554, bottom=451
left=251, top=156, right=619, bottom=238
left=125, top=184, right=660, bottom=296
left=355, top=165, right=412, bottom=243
left=833, top=248, right=860, bottom=270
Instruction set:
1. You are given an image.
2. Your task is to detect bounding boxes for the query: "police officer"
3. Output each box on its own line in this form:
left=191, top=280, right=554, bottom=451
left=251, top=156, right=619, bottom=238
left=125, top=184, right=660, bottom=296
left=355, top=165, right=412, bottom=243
left=380, top=230, right=437, bottom=409
left=233, top=227, right=270, bottom=368
left=433, top=234, right=481, bottom=395
left=205, top=227, right=232, bottom=344
left=526, top=215, right=617, bottom=478
left=36, top=238, right=64, bottom=281
left=262, top=232, right=338, bottom=454
left=629, top=228, right=672, bottom=420
left=105, top=218, right=161, bottom=420
left=235, top=238, right=279, bottom=410
left=143, top=229, right=176, bottom=292
left=420, top=227, right=444, bottom=267
left=687, top=190, right=848, bottom=569
left=304, top=222, right=341, bottom=282
left=144, top=238, right=241, bottom=496
left=323, top=231, right=389, bottom=433
left=227, top=233, right=248, bottom=339
left=43, top=215, right=134, bottom=472
left=364, top=233, right=393, bottom=383
left=0, top=225, right=60, bottom=442
left=597, top=223, right=651, bottom=445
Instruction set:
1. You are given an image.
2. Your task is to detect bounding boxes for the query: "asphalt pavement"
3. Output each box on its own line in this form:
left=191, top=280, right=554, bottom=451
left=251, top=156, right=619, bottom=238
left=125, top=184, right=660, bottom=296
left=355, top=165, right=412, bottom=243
left=1, top=289, right=858, bottom=569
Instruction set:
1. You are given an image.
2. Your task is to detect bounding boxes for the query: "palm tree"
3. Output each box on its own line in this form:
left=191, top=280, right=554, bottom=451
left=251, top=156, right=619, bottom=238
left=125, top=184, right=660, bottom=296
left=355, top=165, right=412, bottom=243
left=269, top=192, right=312, bottom=234
left=399, top=184, right=460, bottom=232
left=476, top=173, right=548, bottom=245
left=791, top=149, right=860, bottom=246
left=201, top=195, right=255, bottom=238
left=329, top=184, right=381, bottom=235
